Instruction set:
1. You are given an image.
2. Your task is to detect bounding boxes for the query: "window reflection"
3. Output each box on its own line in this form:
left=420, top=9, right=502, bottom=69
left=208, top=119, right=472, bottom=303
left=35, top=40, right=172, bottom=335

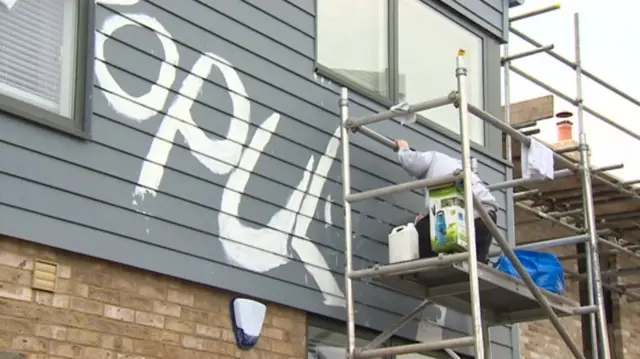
left=397, top=0, right=485, bottom=145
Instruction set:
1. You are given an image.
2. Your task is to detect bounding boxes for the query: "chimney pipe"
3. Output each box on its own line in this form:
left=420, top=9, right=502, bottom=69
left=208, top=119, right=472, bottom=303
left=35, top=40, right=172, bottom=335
left=555, top=111, right=574, bottom=141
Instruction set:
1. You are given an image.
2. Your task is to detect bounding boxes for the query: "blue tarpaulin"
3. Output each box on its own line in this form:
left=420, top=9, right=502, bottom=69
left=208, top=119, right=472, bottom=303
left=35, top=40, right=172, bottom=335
left=495, top=249, right=566, bottom=295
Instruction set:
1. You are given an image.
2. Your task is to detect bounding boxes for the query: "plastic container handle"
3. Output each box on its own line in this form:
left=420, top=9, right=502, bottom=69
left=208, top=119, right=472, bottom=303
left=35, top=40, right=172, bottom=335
left=391, top=225, right=406, bottom=234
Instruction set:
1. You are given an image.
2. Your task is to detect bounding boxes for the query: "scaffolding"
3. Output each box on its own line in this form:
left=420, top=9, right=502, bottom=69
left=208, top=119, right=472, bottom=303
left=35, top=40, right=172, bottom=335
left=338, top=6, right=640, bottom=359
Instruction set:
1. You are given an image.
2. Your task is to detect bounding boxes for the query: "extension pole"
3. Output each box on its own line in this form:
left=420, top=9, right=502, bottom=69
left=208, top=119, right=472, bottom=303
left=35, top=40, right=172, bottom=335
left=574, top=13, right=611, bottom=359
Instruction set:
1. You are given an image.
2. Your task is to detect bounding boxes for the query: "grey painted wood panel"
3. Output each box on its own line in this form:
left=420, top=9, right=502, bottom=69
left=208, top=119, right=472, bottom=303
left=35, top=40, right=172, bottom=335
left=0, top=0, right=515, bottom=354
left=438, top=0, right=506, bottom=40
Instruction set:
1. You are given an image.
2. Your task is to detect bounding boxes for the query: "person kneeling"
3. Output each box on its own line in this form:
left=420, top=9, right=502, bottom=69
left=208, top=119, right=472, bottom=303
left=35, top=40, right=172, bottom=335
left=395, top=139, right=498, bottom=264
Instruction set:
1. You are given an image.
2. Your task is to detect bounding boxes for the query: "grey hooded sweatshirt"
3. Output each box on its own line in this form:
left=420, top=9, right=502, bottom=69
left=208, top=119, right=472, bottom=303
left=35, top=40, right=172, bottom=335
left=397, top=148, right=499, bottom=218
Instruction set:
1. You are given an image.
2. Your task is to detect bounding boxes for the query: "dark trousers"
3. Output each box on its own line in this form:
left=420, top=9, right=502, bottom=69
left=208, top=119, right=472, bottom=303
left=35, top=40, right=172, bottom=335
left=414, top=210, right=497, bottom=264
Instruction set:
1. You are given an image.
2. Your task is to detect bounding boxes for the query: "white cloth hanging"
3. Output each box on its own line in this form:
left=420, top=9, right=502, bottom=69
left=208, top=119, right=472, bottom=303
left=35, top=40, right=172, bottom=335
left=390, top=101, right=416, bottom=125
left=521, top=138, right=555, bottom=180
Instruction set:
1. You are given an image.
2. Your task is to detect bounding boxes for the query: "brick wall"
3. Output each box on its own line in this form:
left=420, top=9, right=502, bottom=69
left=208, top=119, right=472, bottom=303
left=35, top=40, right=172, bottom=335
left=0, top=235, right=307, bottom=359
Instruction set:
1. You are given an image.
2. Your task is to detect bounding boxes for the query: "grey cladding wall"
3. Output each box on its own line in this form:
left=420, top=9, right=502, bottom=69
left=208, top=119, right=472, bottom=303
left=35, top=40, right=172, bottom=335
left=441, top=0, right=508, bottom=40
left=0, top=0, right=514, bottom=357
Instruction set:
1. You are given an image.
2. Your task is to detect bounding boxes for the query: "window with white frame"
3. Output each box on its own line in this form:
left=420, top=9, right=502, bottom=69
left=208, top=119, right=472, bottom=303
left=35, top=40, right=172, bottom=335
left=0, top=0, right=90, bottom=133
left=316, top=0, right=486, bottom=145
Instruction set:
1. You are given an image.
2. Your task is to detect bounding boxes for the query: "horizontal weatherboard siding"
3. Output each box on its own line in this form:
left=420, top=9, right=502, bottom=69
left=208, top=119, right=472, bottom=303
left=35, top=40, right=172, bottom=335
left=441, top=0, right=506, bottom=40
left=0, top=0, right=514, bottom=356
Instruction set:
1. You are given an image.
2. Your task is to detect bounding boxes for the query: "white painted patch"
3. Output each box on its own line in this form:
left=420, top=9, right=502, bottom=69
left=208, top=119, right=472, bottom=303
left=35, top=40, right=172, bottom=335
left=416, top=305, right=448, bottom=342
left=0, top=0, right=17, bottom=10
left=96, top=3, right=346, bottom=307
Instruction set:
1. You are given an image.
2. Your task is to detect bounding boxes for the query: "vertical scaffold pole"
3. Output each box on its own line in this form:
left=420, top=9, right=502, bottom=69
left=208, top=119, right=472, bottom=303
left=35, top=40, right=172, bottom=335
left=455, top=50, right=485, bottom=359
left=339, top=88, right=357, bottom=358
left=574, top=13, right=611, bottom=359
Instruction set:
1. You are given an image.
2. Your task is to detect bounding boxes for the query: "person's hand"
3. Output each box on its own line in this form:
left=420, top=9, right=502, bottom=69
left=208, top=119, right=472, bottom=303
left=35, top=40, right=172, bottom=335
left=395, top=139, right=409, bottom=150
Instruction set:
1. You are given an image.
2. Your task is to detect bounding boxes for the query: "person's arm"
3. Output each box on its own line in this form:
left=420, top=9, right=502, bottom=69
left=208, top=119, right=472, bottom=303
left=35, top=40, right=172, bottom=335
left=396, top=144, right=434, bottom=178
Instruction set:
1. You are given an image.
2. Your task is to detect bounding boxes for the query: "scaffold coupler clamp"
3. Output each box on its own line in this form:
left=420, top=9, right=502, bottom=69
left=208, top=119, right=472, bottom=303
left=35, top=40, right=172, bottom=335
left=450, top=90, right=461, bottom=108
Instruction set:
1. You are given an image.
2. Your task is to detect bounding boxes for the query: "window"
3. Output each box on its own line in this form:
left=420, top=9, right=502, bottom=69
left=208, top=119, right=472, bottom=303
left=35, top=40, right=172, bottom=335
left=0, top=0, right=91, bottom=135
left=316, top=0, right=486, bottom=145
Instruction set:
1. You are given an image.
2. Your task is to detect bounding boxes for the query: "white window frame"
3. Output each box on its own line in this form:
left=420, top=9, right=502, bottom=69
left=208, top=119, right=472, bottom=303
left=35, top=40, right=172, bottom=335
left=0, top=0, right=92, bottom=136
left=315, top=0, right=490, bottom=147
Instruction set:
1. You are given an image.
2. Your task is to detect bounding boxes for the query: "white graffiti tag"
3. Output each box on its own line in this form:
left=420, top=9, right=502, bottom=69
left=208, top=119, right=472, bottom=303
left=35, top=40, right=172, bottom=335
left=94, top=2, right=345, bottom=307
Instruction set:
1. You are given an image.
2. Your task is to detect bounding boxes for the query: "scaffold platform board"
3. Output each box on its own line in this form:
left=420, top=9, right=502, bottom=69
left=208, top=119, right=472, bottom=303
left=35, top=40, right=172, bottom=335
left=371, top=260, right=579, bottom=326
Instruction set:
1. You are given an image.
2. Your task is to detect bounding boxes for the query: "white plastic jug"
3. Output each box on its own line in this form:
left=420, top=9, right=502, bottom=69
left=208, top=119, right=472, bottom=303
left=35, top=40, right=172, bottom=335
left=388, top=222, right=420, bottom=263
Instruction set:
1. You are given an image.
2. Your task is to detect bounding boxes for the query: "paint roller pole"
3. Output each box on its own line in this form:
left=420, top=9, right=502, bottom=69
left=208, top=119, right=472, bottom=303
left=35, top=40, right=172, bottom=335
left=339, top=88, right=357, bottom=358
left=574, top=13, right=611, bottom=359
left=455, top=49, right=485, bottom=359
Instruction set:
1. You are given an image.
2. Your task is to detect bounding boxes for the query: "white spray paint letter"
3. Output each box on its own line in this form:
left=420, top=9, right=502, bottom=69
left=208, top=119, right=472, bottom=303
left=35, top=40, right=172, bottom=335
left=95, top=9, right=346, bottom=307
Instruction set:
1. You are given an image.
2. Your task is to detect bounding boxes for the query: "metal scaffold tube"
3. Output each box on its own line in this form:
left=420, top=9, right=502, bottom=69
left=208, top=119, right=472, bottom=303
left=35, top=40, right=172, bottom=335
left=468, top=103, right=640, bottom=204
left=345, top=173, right=463, bottom=203
left=510, top=26, right=640, bottom=110
left=338, top=88, right=356, bottom=358
left=573, top=13, right=611, bottom=359
left=515, top=202, right=640, bottom=263
left=455, top=50, right=486, bottom=359
left=345, top=93, right=457, bottom=129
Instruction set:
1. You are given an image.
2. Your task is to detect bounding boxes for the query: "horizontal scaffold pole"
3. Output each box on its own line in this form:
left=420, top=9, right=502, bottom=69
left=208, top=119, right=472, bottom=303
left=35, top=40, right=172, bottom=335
left=355, top=336, right=474, bottom=359
left=345, top=173, right=463, bottom=203
left=510, top=65, right=640, bottom=143
left=510, top=26, right=640, bottom=110
left=509, top=4, right=561, bottom=22
left=502, top=44, right=554, bottom=64
left=349, top=252, right=469, bottom=280
left=469, top=103, right=640, bottom=204
left=356, top=126, right=396, bottom=149
left=515, top=202, right=640, bottom=263
left=345, top=92, right=458, bottom=129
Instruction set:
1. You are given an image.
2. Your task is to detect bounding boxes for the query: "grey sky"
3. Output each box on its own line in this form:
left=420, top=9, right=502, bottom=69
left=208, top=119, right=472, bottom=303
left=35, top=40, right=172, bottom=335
left=507, top=0, right=640, bottom=182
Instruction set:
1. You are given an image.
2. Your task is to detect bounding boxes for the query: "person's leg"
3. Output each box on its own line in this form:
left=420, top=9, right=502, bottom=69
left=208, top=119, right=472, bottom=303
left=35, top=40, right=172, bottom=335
left=474, top=210, right=497, bottom=264
left=414, top=215, right=437, bottom=258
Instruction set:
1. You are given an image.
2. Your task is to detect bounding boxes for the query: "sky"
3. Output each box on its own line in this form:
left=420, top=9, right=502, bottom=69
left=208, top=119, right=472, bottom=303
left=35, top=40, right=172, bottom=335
left=506, top=0, right=640, bottom=182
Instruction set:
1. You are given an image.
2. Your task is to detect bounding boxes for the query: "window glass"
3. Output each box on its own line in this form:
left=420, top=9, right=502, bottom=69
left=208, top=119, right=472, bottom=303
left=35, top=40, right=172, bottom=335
left=317, top=0, right=390, bottom=98
left=0, top=0, right=78, bottom=118
left=307, top=324, right=382, bottom=359
left=397, top=0, right=485, bottom=145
